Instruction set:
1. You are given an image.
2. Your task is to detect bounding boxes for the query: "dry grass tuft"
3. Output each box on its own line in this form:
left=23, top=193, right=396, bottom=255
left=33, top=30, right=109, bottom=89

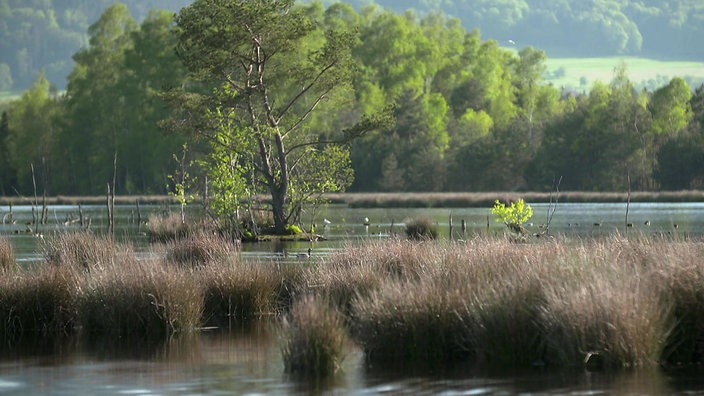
left=163, top=231, right=238, bottom=268
left=43, top=232, right=125, bottom=271
left=0, top=264, right=81, bottom=342
left=145, top=213, right=193, bottom=242
left=0, top=237, right=17, bottom=273
left=281, top=295, right=347, bottom=377
left=81, top=255, right=203, bottom=339
left=198, top=258, right=286, bottom=327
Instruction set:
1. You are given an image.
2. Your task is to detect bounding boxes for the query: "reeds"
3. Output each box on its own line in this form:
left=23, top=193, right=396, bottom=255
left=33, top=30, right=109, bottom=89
left=43, top=232, right=123, bottom=271
left=404, top=216, right=438, bottom=240
left=163, top=231, right=237, bottom=267
left=281, top=295, right=347, bottom=377
left=0, top=237, right=17, bottom=273
left=80, top=256, right=203, bottom=339
left=0, top=264, right=81, bottom=342
left=340, top=236, right=704, bottom=369
left=145, top=213, right=193, bottom=242
left=198, top=258, right=286, bottom=327
left=4, top=231, right=704, bottom=372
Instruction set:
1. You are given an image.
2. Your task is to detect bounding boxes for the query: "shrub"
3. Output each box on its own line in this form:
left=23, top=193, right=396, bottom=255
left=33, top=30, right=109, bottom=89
left=281, top=295, right=347, bottom=377
left=285, top=224, right=303, bottom=235
left=491, top=199, right=533, bottom=235
left=404, top=216, right=438, bottom=240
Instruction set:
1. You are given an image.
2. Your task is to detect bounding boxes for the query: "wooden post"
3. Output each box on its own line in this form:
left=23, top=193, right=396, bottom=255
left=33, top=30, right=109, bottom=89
left=448, top=212, right=453, bottom=240
left=107, top=183, right=113, bottom=235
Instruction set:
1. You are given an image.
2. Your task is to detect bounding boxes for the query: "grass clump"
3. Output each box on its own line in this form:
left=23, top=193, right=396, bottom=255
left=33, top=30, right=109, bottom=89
left=199, top=258, right=285, bottom=327
left=281, top=295, right=347, bottom=377
left=163, top=231, right=237, bottom=268
left=81, top=256, right=203, bottom=339
left=0, top=265, right=81, bottom=342
left=404, top=216, right=438, bottom=240
left=352, top=278, right=466, bottom=366
left=0, top=237, right=17, bottom=273
left=43, top=232, right=124, bottom=271
left=341, top=237, right=693, bottom=370
left=146, top=213, right=193, bottom=242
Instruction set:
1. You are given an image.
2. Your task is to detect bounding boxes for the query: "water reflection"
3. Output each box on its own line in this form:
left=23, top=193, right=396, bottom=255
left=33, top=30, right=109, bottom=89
left=0, top=319, right=701, bottom=394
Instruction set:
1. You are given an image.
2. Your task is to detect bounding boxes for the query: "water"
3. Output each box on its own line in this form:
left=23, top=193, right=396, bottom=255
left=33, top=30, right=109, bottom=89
left=2, top=201, right=704, bottom=394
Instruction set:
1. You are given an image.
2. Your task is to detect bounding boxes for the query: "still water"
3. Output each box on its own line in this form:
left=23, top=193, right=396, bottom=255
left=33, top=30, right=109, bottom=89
left=2, top=201, right=704, bottom=394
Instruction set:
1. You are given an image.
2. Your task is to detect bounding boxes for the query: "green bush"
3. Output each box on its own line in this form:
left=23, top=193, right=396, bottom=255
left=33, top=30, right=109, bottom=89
left=491, top=199, right=533, bottom=235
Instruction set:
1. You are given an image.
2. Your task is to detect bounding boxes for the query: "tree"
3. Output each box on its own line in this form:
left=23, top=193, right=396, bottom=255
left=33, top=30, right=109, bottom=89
left=0, top=111, right=16, bottom=195
left=168, top=0, right=391, bottom=234
left=5, top=72, right=62, bottom=194
left=62, top=3, right=137, bottom=194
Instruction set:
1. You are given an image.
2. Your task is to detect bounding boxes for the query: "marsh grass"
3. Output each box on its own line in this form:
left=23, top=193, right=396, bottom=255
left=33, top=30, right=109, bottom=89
left=81, top=256, right=203, bottom=339
left=163, top=231, right=237, bottom=267
left=0, top=237, right=17, bottom=273
left=344, top=236, right=704, bottom=369
left=146, top=213, right=193, bottom=242
left=281, top=295, right=347, bottom=377
left=0, top=265, right=80, bottom=342
left=43, top=232, right=124, bottom=271
left=198, top=258, right=286, bottom=327
left=404, top=216, right=438, bottom=240
left=5, top=231, right=704, bottom=372
left=329, top=191, right=704, bottom=208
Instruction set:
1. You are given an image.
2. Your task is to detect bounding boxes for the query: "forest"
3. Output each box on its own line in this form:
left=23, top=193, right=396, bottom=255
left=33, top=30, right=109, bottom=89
left=2, top=0, right=704, bottom=91
left=0, top=1, right=703, bottom=200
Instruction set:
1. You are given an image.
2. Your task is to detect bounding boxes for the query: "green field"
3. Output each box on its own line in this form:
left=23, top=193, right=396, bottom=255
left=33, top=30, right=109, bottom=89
left=544, top=57, right=704, bottom=91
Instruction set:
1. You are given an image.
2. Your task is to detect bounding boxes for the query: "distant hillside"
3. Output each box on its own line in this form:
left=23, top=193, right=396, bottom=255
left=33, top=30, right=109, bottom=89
left=1, top=0, right=703, bottom=91
left=0, top=0, right=191, bottom=91
left=323, top=0, right=704, bottom=60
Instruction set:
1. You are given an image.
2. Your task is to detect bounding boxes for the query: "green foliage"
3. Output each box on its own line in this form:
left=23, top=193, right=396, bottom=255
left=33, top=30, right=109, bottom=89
left=3, top=1, right=704, bottom=197
left=167, top=144, right=196, bottom=223
left=491, top=199, right=533, bottom=233
left=286, top=224, right=303, bottom=235
left=169, top=0, right=390, bottom=234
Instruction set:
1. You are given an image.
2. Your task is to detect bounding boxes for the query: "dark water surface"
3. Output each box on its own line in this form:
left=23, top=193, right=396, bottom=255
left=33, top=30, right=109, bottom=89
left=2, top=202, right=704, bottom=394
left=0, top=327, right=703, bottom=395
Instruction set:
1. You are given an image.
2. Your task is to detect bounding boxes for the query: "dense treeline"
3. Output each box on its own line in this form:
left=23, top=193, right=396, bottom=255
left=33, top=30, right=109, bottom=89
left=0, top=0, right=191, bottom=90
left=1, top=2, right=703, bottom=197
left=1, top=0, right=704, bottom=92
left=316, top=0, right=704, bottom=59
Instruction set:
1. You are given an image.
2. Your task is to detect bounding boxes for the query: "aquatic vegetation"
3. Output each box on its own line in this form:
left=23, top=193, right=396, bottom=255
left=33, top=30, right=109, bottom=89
left=145, top=213, right=194, bottom=242
left=3, top=232, right=704, bottom=373
left=0, top=237, right=16, bottom=273
left=404, top=216, right=438, bottom=240
left=43, top=231, right=124, bottom=271
left=281, top=295, right=347, bottom=377
left=163, top=231, right=237, bottom=268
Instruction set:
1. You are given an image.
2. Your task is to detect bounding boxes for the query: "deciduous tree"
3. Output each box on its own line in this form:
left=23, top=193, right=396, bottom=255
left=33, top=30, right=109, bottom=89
left=167, top=0, right=391, bottom=234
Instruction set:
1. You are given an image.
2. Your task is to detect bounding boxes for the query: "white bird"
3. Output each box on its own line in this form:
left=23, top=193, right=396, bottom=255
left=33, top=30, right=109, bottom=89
left=363, top=217, right=370, bottom=226
left=323, top=218, right=331, bottom=225
left=508, top=39, right=516, bottom=45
